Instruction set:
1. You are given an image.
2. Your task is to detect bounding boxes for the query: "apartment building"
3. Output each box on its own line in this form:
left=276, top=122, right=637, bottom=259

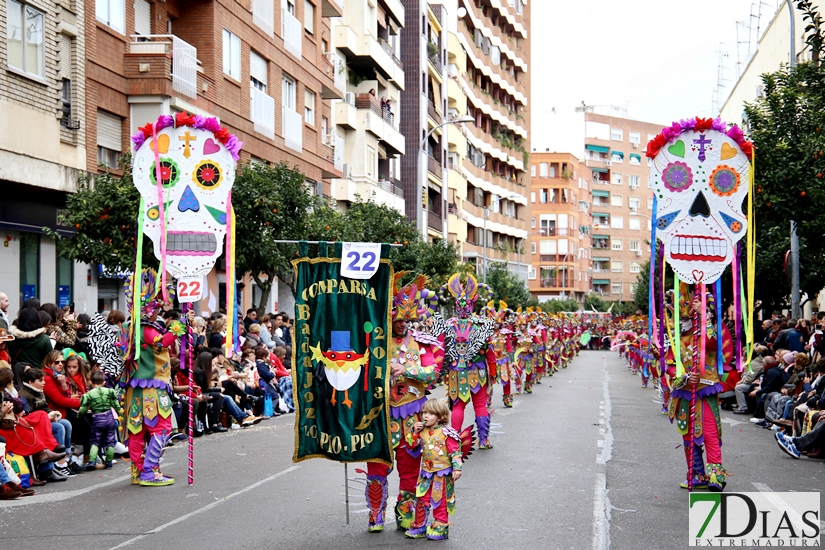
left=452, top=0, right=530, bottom=279
left=443, top=25, right=468, bottom=246
left=0, top=0, right=94, bottom=313
left=329, top=0, right=406, bottom=213
left=583, top=106, right=662, bottom=304
left=528, top=152, right=592, bottom=303
left=85, top=0, right=345, bottom=310
left=397, top=1, right=448, bottom=239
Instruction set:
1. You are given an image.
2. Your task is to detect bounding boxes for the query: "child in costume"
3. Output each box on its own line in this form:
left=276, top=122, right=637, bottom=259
left=79, top=371, right=121, bottom=470
left=405, top=398, right=465, bottom=540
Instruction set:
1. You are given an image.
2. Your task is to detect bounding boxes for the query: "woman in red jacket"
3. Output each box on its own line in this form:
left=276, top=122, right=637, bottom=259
left=41, top=351, right=80, bottom=461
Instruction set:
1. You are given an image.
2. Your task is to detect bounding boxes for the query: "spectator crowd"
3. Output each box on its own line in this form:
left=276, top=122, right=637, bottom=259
left=0, top=290, right=295, bottom=500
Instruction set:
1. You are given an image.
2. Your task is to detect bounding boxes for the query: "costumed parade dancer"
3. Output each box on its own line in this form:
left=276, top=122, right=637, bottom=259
left=645, top=117, right=755, bottom=491
left=362, top=274, right=445, bottom=533
left=512, top=310, right=533, bottom=394
left=405, top=398, right=472, bottom=540
left=482, top=301, right=514, bottom=408
left=439, top=274, right=496, bottom=449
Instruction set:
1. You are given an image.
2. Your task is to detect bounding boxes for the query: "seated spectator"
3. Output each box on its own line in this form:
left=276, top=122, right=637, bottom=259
left=272, top=347, right=294, bottom=413
left=246, top=324, right=263, bottom=348
left=258, top=315, right=283, bottom=350
left=19, top=368, right=79, bottom=476
left=170, top=357, right=204, bottom=438
left=6, top=308, right=52, bottom=370
left=752, top=351, right=794, bottom=426
left=40, top=303, right=77, bottom=350
left=192, top=317, right=207, bottom=348
left=208, top=318, right=226, bottom=350
left=734, top=346, right=769, bottom=414
left=255, top=347, right=282, bottom=417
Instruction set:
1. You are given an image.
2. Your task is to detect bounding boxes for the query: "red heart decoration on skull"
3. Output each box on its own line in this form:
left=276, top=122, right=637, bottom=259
left=691, top=270, right=705, bottom=282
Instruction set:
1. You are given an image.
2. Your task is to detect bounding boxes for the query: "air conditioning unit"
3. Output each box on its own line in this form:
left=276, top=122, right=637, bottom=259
left=630, top=206, right=638, bottom=212
left=604, top=161, right=612, bottom=167
left=636, top=249, right=643, bottom=256
left=343, top=164, right=353, bottom=179
left=344, top=92, right=355, bottom=105
left=631, top=142, right=639, bottom=148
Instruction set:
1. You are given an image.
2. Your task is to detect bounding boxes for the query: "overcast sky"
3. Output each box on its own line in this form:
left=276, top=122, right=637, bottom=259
left=530, top=0, right=782, bottom=154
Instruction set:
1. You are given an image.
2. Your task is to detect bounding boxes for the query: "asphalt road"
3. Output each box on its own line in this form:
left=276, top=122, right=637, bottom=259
left=2, top=350, right=823, bottom=550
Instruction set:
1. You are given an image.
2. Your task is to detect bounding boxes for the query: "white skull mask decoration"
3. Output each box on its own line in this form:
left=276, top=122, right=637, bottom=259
left=131, top=114, right=241, bottom=279
left=648, top=118, right=753, bottom=284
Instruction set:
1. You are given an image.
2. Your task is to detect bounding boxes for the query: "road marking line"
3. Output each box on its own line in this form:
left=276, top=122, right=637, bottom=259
left=107, top=465, right=300, bottom=549
left=0, top=462, right=174, bottom=509
left=752, top=482, right=822, bottom=533
left=592, top=365, right=613, bottom=550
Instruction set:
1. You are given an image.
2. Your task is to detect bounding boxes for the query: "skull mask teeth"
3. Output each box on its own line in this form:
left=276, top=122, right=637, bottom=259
left=133, top=127, right=236, bottom=278
left=650, top=129, right=750, bottom=284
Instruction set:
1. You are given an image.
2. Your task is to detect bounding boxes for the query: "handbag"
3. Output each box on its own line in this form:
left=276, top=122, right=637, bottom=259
left=13, top=417, right=36, bottom=447
left=263, top=394, right=274, bottom=417
left=0, top=412, right=17, bottom=430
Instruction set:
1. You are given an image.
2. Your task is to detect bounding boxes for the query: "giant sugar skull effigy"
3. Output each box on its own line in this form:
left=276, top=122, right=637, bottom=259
left=131, top=112, right=242, bottom=278
left=647, top=117, right=753, bottom=284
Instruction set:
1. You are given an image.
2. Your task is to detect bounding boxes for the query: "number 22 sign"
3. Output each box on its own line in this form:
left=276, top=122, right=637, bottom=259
left=340, top=242, right=382, bottom=280
left=177, top=276, right=204, bottom=303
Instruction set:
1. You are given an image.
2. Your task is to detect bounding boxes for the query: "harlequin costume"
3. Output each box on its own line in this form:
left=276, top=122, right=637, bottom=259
left=362, top=274, right=444, bottom=533
left=481, top=301, right=515, bottom=408
left=121, top=269, right=181, bottom=487
left=404, top=423, right=471, bottom=540
left=438, top=274, right=496, bottom=449
left=666, top=285, right=733, bottom=491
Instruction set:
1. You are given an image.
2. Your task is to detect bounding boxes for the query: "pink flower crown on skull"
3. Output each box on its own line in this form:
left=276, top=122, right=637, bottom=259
left=131, top=111, right=242, bottom=161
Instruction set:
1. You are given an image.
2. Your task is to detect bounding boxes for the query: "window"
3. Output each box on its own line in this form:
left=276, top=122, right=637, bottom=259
left=628, top=174, right=639, bottom=189
left=647, top=197, right=654, bottom=210
left=60, top=79, right=72, bottom=127
left=629, top=240, right=640, bottom=251
left=7, top=1, right=44, bottom=77
left=250, top=51, right=267, bottom=91
left=611, top=239, right=623, bottom=250
left=629, top=196, right=640, bottom=210
left=304, top=0, right=314, bottom=33
left=366, top=146, right=376, bottom=179
left=611, top=283, right=622, bottom=295
left=611, top=261, right=623, bottom=273
left=630, top=262, right=641, bottom=274
left=539, top=240, right=556, bottom=254
left=530, top=217, right=536, bottom=229
left=531, top=165, right=536, bottom=177
left=611, top=128, right=623, bottom=141
left=528, top=266, right=536, bottom=280
left=540, top=189, right=547, bottom=203
left=610, top=194, right=622, bottom=207
left=629, top=131, right=640, bottom=147
left=558, top=239, right=569, bottom=255
left=250, top=51, right=274, bottom=138
left=530, top=192, right=536, bottom=203
left=286, top=0, right=295, bottom=14
left=304, top=89, right=315, bottom=125
left=629, top=217, right=640, bottom=230
left=539, top=163, right=548, bottom=177
left=611, top=152, right=623, bottom=163
left=531, top=242, right=536, bottom=254
left=252, top=0, right=275, bottom=35
left=97, top=110, right=122, bottom=169
left=611, top=216, right=623, bottom=229
left=134, top=0, right=151, bottom=35
left=95, top=0, right=125, bottom=34
left=282, top=74, right=296, bottom=109
left=223, top=29, right=241, bottom=80
left=611, top=172, right=622, bottom=185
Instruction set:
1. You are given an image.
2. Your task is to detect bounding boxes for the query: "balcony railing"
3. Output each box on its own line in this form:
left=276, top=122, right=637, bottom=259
left=377, top=179, right=404, bottom=197
left=129, top=35, right=198, bottom=98
left=428, top=155, right=442, bottom=177
left=282, top=9, right=302, bottom=58
left=282, top=107, right=302, bottom=151
left=428, top=99, right=440, bottom=121
left=428, top=209, right=442, bottom=231
left=323, top=51, right=346, bottom=92
left=251, top=87, right=275, bottom=139
left=538, top=277, right=571, bottom=289
left=354, top=93, right=396, bottom=128
left=252, top=0, right=274, bottom=36
left=378, top=38, right=403, bottom=69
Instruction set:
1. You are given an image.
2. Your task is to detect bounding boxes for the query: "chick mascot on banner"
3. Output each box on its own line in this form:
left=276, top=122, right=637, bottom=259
left=646, top=117, right=755, bottom=492
left=125, top=112, right=242, bottom=486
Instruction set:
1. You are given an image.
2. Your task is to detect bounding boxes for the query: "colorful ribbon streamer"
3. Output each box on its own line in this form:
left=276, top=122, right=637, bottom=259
left=133, top=199, right=145, bottom=361
left=150, top=123, right=170, bottom=304
left=225, top=194, right=236, bottom=359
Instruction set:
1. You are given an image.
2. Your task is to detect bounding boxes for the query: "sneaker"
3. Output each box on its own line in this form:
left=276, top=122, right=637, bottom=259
left=42, top=469, right=68, bottom=483
left=771, top=424, right=782, bottom=432
left=112, top=441, right=128, bottom=456
left=69, top=461, right=84, bottom=474
left=749, top=417, right=763, bottom=423
left=104, top=461, right=113, bottom=469
left=230, top=424, right=241, bottom=430
left=83, top=460, right=100, bottom=471
left=775, top=432, right=801, bottom=459
left=733, top=409, right=751, bottom=415
left=241, top=416, right=259, bottom=427
left=171, top=433, right=188, bottom=441
left=54, top=465, right=77, bottom=478
left=754, top=420, right=772, bottom=429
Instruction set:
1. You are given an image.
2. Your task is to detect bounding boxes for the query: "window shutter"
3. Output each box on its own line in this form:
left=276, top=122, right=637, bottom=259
left=58, top=34, right=72, bottom=79
left=97, top=111, right=122, bottom=151
left=135, top=0, right=151, bottom=35
left=250, top=51, right=267, bottom=84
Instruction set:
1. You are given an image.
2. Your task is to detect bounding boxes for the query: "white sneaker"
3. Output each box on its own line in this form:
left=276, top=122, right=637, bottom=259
left=113, top=441, right=128, bottom=455
left=749, top=417, right=763, bottom=423
left=230, top=424, right=241, bottom=430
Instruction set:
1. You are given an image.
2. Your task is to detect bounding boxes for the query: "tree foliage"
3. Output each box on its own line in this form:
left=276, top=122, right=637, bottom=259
left=584, top=292, right=608, bottom=312
left=485, top=263, right=531, bottom=309
left=743, top=4, right=825, bottom=312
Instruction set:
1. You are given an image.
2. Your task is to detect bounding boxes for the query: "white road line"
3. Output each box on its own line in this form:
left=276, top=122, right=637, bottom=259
left=0, top=462, right=174, bottom=509
left=107, top=465, right=300, bottom=549
left=592, top=365, right=613, bottom=550
left=752, top=482, right=824, bottom=532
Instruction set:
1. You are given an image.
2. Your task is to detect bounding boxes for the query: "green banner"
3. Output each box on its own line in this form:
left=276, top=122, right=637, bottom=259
left=291, top=242, right=393, bottom=465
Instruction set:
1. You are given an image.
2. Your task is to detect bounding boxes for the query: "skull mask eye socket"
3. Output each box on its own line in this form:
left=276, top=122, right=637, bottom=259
left=662, top=161, right=693, bottom=192
left=709, top=165, right=741, bottom=197
left=150, top=159, right=180, bottom=188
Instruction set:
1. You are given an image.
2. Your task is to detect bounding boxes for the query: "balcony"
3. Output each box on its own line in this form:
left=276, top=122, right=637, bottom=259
left=320, top=0, right=343, bottom=17
left=321, top=51, right=346, bottom=99
left=378, top=38, right=403, bottom=70
left=252, top=0, right=275, bottom=36
left=332, top=176, right=405, bottom=213
left=334, top=25, right=405, bottom=89
left=428, top=209, right=443, bottom=231
left=282, top=107, right=302, bottom=151
left=428, top=155, right=442, bottom=179
left=354, top=93, right=404, bottom=155
left=127, top=35, right=198, bottom=99
left=428, top=99, right=440, bottom=122
left=355, top=93, right=395, bottom=127
left=251, top=87, right=275, bottom=139
left=539, top=276, right=571, bottom=289
left=282, top=9, right=302, bottom=59
left=321, top=133, right=343, bottom=178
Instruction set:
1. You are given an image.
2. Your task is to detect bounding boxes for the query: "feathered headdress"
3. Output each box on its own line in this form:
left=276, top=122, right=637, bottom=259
left=392, top=271, right=437, bottom=321
left=124, top=268, right=175, bottom=317
left=439, top=273, right=493, bottom=313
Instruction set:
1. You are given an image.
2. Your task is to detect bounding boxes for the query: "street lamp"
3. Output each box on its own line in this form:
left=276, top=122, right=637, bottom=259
left=418, top=116, right=475, bottom=237
left=482, top=192, right=518, bottom=282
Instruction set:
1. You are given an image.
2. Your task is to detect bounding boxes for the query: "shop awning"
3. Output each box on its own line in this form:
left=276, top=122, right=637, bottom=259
left=611, top=151, right=624, bottom=159
left=630, top=153, right=642, bottom=162
left=591, top=167, right=608, bottom=173
left=592, top=234, right=610, bottom=240
left=592, top=257, right=610, bottom=262
left=593, top=279, right=610, bottom=285
left=586, top=144, right=610, bottom=153
left=592, top=190, right=610, bottom=197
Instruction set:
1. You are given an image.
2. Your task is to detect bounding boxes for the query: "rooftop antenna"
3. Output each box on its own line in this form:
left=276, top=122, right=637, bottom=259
left=712, top=44, right=731, bottom=114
